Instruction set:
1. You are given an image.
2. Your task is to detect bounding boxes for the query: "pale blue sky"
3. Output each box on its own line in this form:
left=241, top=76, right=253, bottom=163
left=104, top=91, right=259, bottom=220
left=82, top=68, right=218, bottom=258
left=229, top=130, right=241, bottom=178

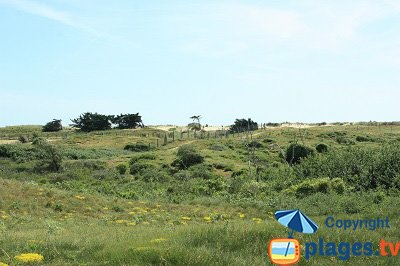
left=1, top=0, right=400, bottom=126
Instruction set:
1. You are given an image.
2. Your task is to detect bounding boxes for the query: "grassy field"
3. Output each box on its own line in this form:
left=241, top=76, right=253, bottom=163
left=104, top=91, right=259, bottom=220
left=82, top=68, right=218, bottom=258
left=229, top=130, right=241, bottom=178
left=1, top=124, right=400, bottom=265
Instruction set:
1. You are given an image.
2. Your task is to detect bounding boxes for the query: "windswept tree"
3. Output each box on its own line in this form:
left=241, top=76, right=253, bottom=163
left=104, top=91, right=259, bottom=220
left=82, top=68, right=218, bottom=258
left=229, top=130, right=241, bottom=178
left=111, top=113, right=144, bottom=129
left=70, top=112, right=112, bottom=132
left=229, top=118, right=258, bottom=133
left=188, top=115, right=202, bottom=131
left=42, top=119, right=63, bottom=132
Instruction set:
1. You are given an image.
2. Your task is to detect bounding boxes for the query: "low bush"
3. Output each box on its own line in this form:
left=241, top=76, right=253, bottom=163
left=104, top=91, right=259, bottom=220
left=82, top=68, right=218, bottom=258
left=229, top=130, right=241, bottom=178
left=285, top=143, right=314, bottom=165
left=287, top=177, right=346, bottom=198
left=124, top=143, right=151, bottom=152
left=116, top=164, right=128, bottom=175
left=356, top=135, right=375, bottom=142
left=173, top=145, right=204, bottom=169
left=316, top=143, right=329, bottom=153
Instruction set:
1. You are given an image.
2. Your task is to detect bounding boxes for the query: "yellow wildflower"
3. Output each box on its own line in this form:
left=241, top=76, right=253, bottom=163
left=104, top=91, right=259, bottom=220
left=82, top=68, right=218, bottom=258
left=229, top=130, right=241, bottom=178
left=1, top=215, right=9, bottom=219
left=239, top=214, right=245, bottom=218
left=75, top=195, right=85, bottom=200
left=0, top=262, right=8, bottom=266
left=103, top=207, right=109, bottom=210
left=150, top=238, right=167, bottom=243
left=203, top=216, right=212, bottom=222
left=128, top=212, right=136, bottom=215
left=181, top=221, right=188, bottom=225
left=127, top=222, right=136, bottom=226
left=115, top=220, right=127, bottom=224
left=252, top=218, right=263, bottom=223
left=15, top=253, right=44, bottom=263
left=142, top=221, right=150, bottom=225
left=181, top=216, right=191, bottom=221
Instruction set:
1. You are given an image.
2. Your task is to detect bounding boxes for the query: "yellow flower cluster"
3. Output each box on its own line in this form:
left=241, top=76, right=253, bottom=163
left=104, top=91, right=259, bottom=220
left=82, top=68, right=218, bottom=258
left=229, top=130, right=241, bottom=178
left=0, top=262, right=9, bottom=266
left=203, top=216, right=212, bottom=222
left=150, top=238, right=167, bottom=243
left=75, top=195, right=85, bottom=200
left=181, top=216, right=191, bottom=221
left=239, top=213, right=245, bottom=218
left=14, top=253, right=44, bottom=263
left=252, top=218, right=263, bottom=223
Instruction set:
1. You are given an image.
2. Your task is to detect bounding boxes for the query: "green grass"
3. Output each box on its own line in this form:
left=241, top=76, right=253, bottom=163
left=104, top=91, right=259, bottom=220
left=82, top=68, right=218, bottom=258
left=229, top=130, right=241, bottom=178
left=1, top=124, right=400, bottom=265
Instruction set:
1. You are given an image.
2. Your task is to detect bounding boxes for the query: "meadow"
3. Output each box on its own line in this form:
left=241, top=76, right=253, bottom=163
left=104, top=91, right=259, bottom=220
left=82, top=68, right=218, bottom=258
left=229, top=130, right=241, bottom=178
left=0, top=123, right=400, bottom=265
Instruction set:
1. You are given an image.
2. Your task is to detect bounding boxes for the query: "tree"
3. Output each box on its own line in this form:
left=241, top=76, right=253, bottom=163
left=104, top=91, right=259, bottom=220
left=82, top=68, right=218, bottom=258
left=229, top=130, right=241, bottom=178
left=43, top=119, right=63, bottom=132
left=70, top=112, right=112, bottom=132
left=188, top=115, right=201, bottom=132
left=229, top=118, right=258, bottom=133
left=111, top=113, right=144, bottom=129
left=34, top=141, right=63, bottom=172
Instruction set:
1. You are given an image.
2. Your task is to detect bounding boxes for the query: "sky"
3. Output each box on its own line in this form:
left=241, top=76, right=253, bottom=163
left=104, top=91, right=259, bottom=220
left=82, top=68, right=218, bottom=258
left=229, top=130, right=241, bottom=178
left=1, top=0, right=400, bottom=126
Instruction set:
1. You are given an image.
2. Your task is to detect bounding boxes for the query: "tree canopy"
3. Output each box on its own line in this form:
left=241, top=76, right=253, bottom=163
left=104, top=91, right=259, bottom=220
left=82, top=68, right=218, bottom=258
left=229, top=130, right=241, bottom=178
left=111, top=113, right=143, bottom=129
left=229, top=118, right=258, bottom=133
left=42, top=119, right=63, bottom=132
left=70, top=112, right=143, bottom=132
left=70, top=112, right=112, bottom=132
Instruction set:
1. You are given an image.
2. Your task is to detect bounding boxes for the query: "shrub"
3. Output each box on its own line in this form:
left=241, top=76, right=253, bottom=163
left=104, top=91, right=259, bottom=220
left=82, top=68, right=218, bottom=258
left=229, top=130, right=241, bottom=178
left=129, top=162, right=153, bottom=175
left=18, top=135, right=29, bottom=143
left=42, top=119, right=62, bottom=132
left=288, top=177, right=335, bottom=197
left=34, top=142, right=63, bottom=172
left=336, top=136, right=355, bottom=145
left=130, top=153, right=156, bottom=163
left=124, top=143, right=151, bottom=152
left=209, top=144, right=225, bottom=151
left=285, top=144, right=314, bottom=165
left=116, top=164, right=127, bottom=175
left=189, top=164, right=216, bottom=179
left=248, top=141, right=263, bottom=148
left=316, top=143, right=329, bottom=153
left=262, top=138, right=275, bottom=143
left=330, top=178, right=345, bottom=194
left=356, top=135, right=375, bottom=142
left=173, top=145, right=204, bottom=169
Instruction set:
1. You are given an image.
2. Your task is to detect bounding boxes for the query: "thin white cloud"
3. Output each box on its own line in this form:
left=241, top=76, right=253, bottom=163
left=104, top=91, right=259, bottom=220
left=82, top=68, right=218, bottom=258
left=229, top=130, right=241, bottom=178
left=0, top=0, right=131, bottom=44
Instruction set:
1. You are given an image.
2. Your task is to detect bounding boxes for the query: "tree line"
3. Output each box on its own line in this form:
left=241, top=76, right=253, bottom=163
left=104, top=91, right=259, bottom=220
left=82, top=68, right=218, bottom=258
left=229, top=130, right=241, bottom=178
left=42, top=112, right=143, bottom=132
left=43, top=112, right=259, bottom=134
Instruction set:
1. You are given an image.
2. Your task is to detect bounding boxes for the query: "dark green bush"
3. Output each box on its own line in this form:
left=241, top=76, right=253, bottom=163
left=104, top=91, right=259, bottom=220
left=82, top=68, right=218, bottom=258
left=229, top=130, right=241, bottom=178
left=248, top=141, right=263, bottom=148
left=124, top=143, right=151, bottom=152
left=336, top=136, right=355, bottom=145
left=129, top=162, right=154, bottom=175
left=316, top=143, right=329, bottom=153
left=18, top=135, right=29, bottom=143
left=356, top=135, right=375, bottom=142
left=189, top=164, right=216, bottom=179
left=285, top=144, right=314, bottom=165
left=116, top=164, right=127, bottom=175
left=173, top=145, right=204, bottom=169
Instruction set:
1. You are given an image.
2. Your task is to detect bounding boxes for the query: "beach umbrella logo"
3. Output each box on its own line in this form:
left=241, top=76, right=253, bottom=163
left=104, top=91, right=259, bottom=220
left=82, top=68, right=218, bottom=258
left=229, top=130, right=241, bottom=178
left=268, top=209, right=318, bottom=265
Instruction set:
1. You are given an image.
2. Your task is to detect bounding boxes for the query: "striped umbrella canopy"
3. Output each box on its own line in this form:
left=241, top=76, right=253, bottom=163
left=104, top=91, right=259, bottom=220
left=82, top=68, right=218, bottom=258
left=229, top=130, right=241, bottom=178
left=275, top=209, right=318, bottom=235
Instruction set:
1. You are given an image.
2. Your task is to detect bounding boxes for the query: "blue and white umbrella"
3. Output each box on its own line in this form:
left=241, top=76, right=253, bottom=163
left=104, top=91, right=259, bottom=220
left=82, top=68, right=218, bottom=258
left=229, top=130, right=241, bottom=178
left=275, top=209, right=318, bottom=236
left=274, top=209, right=318, bottom=257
